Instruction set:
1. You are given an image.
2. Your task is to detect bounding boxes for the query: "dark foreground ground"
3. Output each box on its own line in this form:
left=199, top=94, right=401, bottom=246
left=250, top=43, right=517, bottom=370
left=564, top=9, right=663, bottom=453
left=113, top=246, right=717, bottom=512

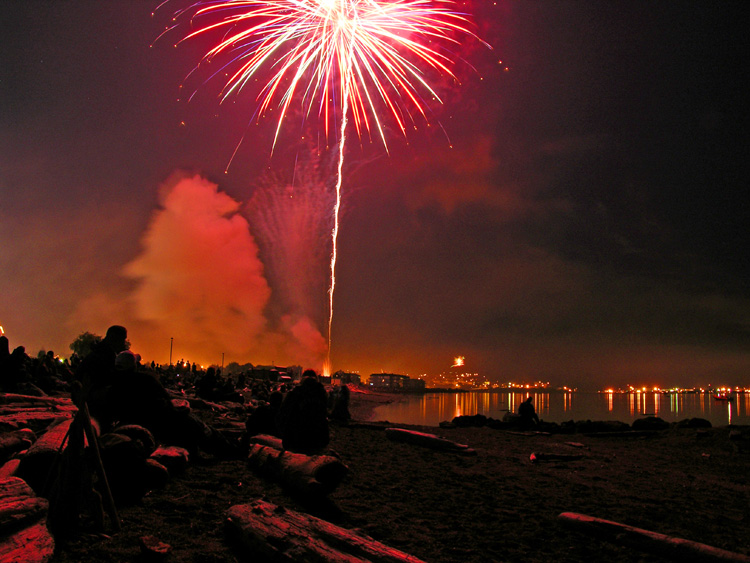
left=50, top=396, right=750, bottom=563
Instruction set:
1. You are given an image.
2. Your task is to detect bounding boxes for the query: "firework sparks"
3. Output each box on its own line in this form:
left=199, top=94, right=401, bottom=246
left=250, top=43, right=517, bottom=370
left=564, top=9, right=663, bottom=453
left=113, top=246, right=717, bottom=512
left=158, top=0, right=483, bottom=151
left=159, top=0, right=487, bottom=373
left=452, top=355, right=464, bottom=368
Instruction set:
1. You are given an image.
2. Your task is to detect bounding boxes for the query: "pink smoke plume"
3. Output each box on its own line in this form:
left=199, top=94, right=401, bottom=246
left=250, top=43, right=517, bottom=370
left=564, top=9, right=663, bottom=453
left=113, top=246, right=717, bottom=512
left=70, top=173, right=327, bottom=368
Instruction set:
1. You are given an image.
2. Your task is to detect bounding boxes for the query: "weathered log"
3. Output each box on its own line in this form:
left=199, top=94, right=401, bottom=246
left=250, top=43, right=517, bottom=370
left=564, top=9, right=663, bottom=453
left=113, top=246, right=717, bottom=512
left=0, top=431, right=34, bottom=463
left=0, top=477, right=54, bottom=563
left=247, top=433, right=283, bottom=450
left=16, top=418, right=73, bottom=493
left=0, top=477, right=49, bottom=532
left=150, top=446, right=189, bottom=474
left=347, top=421, right=389, bottom=430
left=226, top=499, right=426, bottom=563
left=0, top=461, right=19, bottom=480
left=0, top=394, right=73, bottom=407
left=0, top=409, right=75, bottom=432
left=247, top=444, right=348, bottom=497
left=385, top=428, right=477, bottom=456
left=0, top=394, right=73, bottom=431
left=530, top=452, right=585, bottom=463
left=558, top=512, right=750, bottom=563
left=583, top=430, right=658, bottom=438
left=0, top=520, right=55, bottom=563
left=186, top=398, right=228, bottom=412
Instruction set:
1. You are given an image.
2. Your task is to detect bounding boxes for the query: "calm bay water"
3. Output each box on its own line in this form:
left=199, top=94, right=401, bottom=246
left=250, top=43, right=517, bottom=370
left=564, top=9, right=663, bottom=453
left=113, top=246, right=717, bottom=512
left=370, top=391, right=750, bottom=428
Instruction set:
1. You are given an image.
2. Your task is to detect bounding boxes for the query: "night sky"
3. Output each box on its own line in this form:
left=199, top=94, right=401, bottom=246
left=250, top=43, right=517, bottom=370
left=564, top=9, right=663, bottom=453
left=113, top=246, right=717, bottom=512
left=1, top=1, right=747, bottom=389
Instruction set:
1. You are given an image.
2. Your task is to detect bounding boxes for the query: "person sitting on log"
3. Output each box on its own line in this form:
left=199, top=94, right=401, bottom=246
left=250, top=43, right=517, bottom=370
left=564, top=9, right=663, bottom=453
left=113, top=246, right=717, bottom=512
left=329, top=384, right=352, bottom=423
left=518, top=396, right=540, bottom=428
left=277, top=370, right=329, bottom=455
left=246, top=390, right=283, bottom=438
left=106, top=350, right=240, bottom=458
left=74, top=325, right=129, bottom=425
left=0, top=345, right=45, bottom=396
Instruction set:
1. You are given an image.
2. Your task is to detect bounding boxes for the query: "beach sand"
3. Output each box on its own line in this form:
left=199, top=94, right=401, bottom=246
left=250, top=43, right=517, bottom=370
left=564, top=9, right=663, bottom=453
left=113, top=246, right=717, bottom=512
left=50, top=393, right=750, bottom=563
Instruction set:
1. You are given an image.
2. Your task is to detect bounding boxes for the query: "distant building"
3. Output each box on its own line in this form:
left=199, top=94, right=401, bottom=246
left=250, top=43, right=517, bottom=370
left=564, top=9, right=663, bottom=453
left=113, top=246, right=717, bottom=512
left=332, top=370, right=361, bottom=385
left=369, top=373, right=408, bottom=389
left=369, top=373, right=425, bottom=392
left=403, top=377, right=426, bottom=392
left=249, top=365, right=289, bottom=381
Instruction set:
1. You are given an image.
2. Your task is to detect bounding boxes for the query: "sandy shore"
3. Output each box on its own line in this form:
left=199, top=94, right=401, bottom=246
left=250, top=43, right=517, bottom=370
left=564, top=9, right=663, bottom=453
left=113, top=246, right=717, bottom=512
left=49, top=394, right=750, bottom=563
left=345, top=387, right=406, bottom=421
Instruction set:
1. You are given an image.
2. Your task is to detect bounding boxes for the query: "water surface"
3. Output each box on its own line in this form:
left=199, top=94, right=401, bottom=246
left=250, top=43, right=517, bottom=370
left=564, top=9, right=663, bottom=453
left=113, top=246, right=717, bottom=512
left=370, top=391, right=750, bottom=427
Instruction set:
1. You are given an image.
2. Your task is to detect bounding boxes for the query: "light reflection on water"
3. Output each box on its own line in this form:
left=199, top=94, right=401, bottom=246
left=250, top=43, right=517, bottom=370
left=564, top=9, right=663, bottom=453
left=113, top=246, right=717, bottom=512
left=370, top=391, right=750, bottom=427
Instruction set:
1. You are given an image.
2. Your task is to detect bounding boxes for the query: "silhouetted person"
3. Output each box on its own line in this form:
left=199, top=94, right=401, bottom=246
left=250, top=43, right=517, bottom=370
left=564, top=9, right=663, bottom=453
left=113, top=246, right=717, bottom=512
left=330, top=384, right=351, bottom=423
left=106, top=350, right=239, bottom=458
left=278, top=370, right=329, bottom=454
left=34, top=350, right=68, bottom=394
left=0, top=335, right=9, bottom=362
left=107, top=350, right=174, bottom=434
left=0, top=345, right=44, bottom=395
left=245, top=391, right=283, bottom=437
left=518, top=396, right=539, bottom=428
left=74, top=325, right=128, bottom=425
left=196, top=367, right=219, bottom=400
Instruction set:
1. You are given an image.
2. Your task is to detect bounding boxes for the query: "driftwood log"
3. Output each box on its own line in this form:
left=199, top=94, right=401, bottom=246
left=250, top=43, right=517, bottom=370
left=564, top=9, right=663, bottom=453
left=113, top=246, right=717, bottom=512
left=0, top=430, right=35, bottom=463
left=247, top=433, right=283, bottom=450
left=16, top=418, right=74, bottom=493
left=385, top=428, right=477, bottom=456
left=247, top=444, right=348, bottom=497
left=0, top=477, right=54, bottom=562
left=226, top=499, right=426, bottom=563
left=0, top=394, right=76, bottom=432
left=0, top=394, right=74, bottom=407
left=529, top=452, right=585, bottom=463
left=583, top=430, right=658, bottom=438
left=559, top=512, right=750, bottom=563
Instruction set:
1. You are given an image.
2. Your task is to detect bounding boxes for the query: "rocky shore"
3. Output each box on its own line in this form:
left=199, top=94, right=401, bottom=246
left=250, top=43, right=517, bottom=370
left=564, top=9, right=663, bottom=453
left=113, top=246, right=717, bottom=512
left=3, top=390, right=750, bottom=562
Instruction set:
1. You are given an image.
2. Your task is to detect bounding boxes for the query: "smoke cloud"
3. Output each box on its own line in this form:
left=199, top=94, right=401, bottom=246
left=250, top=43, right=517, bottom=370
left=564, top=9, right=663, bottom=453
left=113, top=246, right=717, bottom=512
left=70, top=173, right=327, bottom=368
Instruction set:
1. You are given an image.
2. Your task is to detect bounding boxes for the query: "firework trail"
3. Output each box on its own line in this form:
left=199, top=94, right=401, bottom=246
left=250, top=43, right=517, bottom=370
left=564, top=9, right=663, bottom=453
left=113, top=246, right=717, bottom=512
left=159, top=0, right=485, bottom=372
left=246, top=152, right=333, bottom=326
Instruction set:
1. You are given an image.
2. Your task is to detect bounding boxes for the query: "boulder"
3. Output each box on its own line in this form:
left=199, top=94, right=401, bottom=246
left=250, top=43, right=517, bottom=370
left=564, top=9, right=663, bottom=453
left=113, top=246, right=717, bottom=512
left=632, top=417, right=670, bottom=431
left=111, top=425, right=157, bottom=456
left=452, top=414, right=488, bottom=427
left=150, top=446, right=189, bottom=474
left=677, top=418, right=712, bottom=429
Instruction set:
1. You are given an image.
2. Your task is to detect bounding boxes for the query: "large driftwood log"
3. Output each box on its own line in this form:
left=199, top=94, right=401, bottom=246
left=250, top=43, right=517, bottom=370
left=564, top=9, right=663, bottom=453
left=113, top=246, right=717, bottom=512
left=385, top=428, right=477, bottom=456
left=227, top=499, right=426, bottom=563
left=0, top=394, right=76, bottom=431
left=559, top=512, right=750, bottom=563
left=0, top=461, right=20, bottom=480
left=0, top=394, right=73, bottom=407
left=0, top=430, right=35, bottom=463
left=16, top=418, right=75, bottom=493
left=0, top=477, right=54, bottom=563
left=247, top=444, right=348, bottom=497
left=247, top=433, right=283, bottom=450
left=0, top=477, right=48, bottom=530
left=529, top=452, right=584, bottom=463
